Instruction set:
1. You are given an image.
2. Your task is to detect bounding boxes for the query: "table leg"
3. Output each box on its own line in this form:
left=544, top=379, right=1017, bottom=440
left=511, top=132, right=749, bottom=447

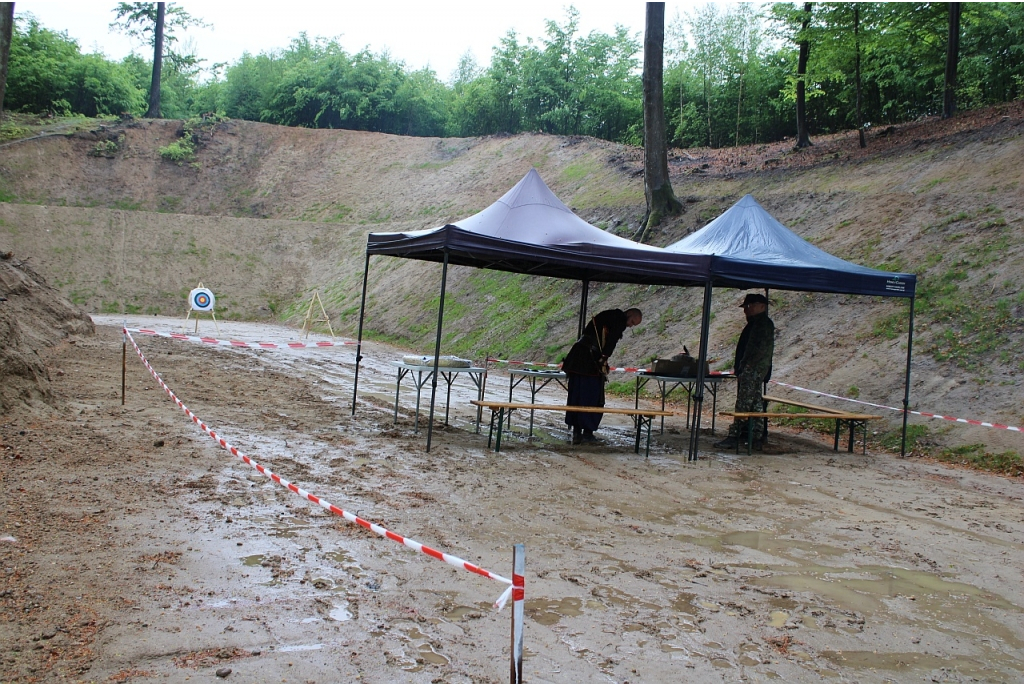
left=833, top=420, right=841, bottom=451
left=633, top=415, right=642, bottom=454
left=660, top=381, right=668, bottom=434
left=413, top=370, right=425, bottom=433
left=683, top=382, right=692, bottom=431
left=443, top=371, right=453, bottom=425
left=487, top=410, right=496, bottom=448
left=709, top=380, right=718, bottom=433
left=394, top=368, right=408, bottom=425
left=528, top=377, right=539, bottom=437
left=848, top=420, right=855, bottom=453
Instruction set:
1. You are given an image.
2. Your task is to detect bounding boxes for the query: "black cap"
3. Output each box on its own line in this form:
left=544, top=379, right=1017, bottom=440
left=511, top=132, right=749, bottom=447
left=739, top=293, right=769, bottom=307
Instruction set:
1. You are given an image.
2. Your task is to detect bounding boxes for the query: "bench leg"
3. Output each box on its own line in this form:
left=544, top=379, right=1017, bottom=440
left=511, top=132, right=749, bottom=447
left=645, top=416, right=653, bottom=459
left=495, top=408, right=506, bottom=453
left=486, top=410, right=497, bottom=448
left=833, top=420, right=841, bottom=451
left=848, top=420, right=856, bottom=453
left=746, top=419, right=753, bottom=456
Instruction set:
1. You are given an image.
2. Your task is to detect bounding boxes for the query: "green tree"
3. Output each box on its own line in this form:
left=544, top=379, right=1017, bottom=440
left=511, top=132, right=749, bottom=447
left=638, top=1, right=680, bottom=241
left=5, top=16, right=144, bottom=115
left=0, top=2, right=13, bottom=120
left=110, top=2, right=207, bottom=118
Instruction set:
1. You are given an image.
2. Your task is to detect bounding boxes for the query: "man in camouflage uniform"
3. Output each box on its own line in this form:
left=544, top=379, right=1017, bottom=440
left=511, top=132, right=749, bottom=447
left=715, top=293, right=774, bottom=450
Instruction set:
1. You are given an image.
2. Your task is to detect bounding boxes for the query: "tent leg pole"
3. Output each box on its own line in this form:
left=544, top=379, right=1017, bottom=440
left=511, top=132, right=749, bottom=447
left=900, top=296, right=915, bottom=457
left=578, top=279, right=590, bottom=339
left=351, top=253, right=371, bottom=416
left=689, top=282, right=713, bottom=462
left=426, top=251, right=450, bottom=452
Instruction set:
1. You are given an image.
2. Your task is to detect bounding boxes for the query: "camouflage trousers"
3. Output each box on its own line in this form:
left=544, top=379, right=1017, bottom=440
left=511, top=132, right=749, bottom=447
left=727, top=372, right=766, bottom=441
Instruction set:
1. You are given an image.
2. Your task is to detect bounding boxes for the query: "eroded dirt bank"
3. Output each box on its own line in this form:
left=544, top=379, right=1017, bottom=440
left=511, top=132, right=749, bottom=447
left=2, top=317, right=1023, bottom=683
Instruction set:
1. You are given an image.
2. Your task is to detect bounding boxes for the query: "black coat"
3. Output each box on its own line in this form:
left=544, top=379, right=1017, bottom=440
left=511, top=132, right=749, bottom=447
left=562, top=309, right=629, bottom=376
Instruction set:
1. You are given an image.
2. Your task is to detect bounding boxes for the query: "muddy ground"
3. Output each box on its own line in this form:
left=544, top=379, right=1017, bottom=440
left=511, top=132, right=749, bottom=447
left=2, top=315, right=1024, bottom=684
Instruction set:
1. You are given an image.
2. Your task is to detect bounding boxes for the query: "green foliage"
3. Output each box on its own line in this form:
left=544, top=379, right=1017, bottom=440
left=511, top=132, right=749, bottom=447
left=159, top=137, right=196, bottom=164
left=877, top=423, right=929, bottom=452
left=158, top=113, right=225, bottom=164
left=6, top=17, right=145, bottom=116
left=935, top=443, right=1024, bottom=477
left=0, top=123, right=30, bottom=142
left=6, top=4, right=1024, bottom=146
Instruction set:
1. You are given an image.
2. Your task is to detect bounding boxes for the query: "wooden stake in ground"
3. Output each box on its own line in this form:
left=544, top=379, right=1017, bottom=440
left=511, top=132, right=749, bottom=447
left=301, top=290, right=335, bottom=339
left=510, top=543, right=525, bottom=684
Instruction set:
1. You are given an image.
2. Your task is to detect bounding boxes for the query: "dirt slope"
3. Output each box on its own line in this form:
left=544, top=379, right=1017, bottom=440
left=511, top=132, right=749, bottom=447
left=1, top=104, right=1022, bottom=455
left=0, top=254, right=94, bottom=412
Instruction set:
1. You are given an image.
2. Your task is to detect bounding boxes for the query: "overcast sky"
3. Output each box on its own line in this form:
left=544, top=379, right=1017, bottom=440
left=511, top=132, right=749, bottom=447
left=15, top=1, right=713, bottom=82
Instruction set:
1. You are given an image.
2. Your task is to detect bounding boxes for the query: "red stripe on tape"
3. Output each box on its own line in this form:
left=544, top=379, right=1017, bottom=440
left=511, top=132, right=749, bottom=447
left=421, top=546, right=444, bottom=561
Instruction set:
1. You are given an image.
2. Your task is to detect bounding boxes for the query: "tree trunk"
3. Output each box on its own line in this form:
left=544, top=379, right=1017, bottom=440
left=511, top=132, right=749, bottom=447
left=735, top=71, right=744, bottom=147
left=0, top=3, right=14, bottom=122
left=854, top=4, right=865, bottom=148
left=637, top=2, right=681, bottom=243
left=145, top=2, right=165, bottom=119
left=795, top=2, right=813, bottom=149
left=943, top=2, right=961, bottom=119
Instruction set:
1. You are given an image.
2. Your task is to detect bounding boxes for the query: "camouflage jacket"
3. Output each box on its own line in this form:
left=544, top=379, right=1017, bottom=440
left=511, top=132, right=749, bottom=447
left=733, top=312, right=775, bottom=381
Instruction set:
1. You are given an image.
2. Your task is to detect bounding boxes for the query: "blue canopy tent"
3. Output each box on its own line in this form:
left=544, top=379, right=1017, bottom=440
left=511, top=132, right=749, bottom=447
left=663, top=194, right=918, bottom=456
left=351, top=169, right=711, bottom=451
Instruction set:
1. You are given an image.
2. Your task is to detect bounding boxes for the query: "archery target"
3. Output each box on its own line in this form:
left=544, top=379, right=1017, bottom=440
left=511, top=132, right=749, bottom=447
left=189, top=287, right=215, bottom=312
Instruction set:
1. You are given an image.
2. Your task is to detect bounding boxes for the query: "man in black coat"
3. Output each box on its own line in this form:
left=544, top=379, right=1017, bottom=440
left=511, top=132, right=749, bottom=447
left=715, top=293, right=775, bottom=450
left=562, top=307, right=642, bottom=444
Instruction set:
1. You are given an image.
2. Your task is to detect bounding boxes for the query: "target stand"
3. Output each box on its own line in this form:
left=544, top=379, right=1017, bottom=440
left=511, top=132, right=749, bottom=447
left=301, top=291, right=335, bottom=339
left=183, top=282, right=221, bottom=336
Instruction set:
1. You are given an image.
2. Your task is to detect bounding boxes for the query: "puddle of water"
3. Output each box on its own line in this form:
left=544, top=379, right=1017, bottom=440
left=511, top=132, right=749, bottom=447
left=699, top=601, right=720, bottom=612
left=660, top=643, right=688, bottom=654
left=326, top=549, right=354, bottom=564
left=443, top=605, right=483, bottom=621
left=270, top=516, right=309, bottom=538
left=300, top=617, right=321, bottom=624
left=677, top=530, right=847, bottom=559
left=768, top=610, right=789, bottom=628
left=671, top=592, right=697, bottom=614
left=279, top=643, right=323, bottom=652
left=330, top=602, right=353, bottom=622
left=704, top=641, right=723, bottom=650
left=711, top=658, right=733, bottom=669
left=739, top=655, right=761, bottom=666
left=416, top=643, right=449, bottom=667
left=241, top=554, right=265, bottom=567
left=525, top=597, right=583, bottom=626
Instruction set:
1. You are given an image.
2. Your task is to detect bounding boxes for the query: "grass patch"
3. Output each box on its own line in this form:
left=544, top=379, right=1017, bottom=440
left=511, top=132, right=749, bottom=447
left=934, top=443, right=1024, bottom=477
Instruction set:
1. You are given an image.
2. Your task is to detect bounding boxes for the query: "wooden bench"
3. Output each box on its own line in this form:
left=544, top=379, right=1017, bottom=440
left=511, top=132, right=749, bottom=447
left=471, top=400, right=674, bottom=457
left=721, top=394, right=882, bottom=455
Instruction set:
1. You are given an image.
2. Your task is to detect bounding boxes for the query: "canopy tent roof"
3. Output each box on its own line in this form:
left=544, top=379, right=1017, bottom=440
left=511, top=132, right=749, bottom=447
left=366, top=168, right=711, bottom=287
left=664, top=195, right=916, bottom=298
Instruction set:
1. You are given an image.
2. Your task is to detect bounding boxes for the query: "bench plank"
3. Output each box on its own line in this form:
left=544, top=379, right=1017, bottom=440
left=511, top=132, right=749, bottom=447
left=720, top=409, right=881, bottom=455
left=472, top=400, right=673, bottom=417
left=471, top=400, right=672, bottom=456
left=761, top=394, right=847, bottom=415
left=722, top=411, right=882, bottom=420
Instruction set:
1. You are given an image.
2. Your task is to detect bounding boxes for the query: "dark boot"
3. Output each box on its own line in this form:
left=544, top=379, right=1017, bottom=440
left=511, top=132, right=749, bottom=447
left=714, top=436, right=739, bottom=449
left=572, top=428, right=583, bottom=445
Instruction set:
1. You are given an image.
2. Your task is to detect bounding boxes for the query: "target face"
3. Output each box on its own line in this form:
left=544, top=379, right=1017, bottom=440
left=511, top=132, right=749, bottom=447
left=189, top=287, right=215, bottom=312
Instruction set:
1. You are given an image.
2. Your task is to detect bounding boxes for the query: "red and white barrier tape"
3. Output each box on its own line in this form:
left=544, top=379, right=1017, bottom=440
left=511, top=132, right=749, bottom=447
left=485, top=356, right=644, bottom=373
left=770, top=380, right=1022, bottom=433
left=128, top=328, right=356, bottom=350
left=124, top=328, right=520, bottom=609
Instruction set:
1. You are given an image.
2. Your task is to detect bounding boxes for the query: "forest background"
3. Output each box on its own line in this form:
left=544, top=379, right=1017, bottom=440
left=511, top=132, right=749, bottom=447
left=4, top=2, right=1024, bottom=148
